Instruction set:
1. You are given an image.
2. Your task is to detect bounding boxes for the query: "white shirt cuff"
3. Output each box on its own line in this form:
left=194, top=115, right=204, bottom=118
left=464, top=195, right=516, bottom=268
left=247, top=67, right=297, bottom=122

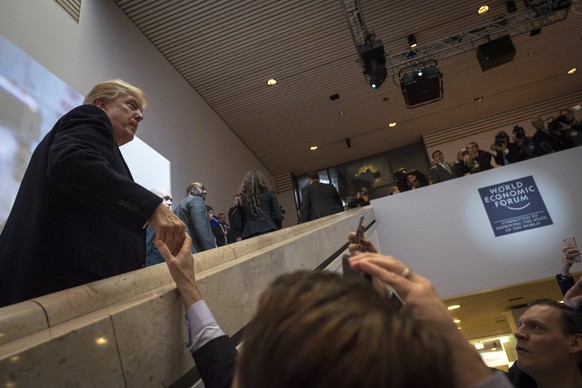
left=185, top=300, right=225, bottom=352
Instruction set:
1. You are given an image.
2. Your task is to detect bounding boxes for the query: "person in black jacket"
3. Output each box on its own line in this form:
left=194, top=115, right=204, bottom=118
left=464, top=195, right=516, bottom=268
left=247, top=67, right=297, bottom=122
left=467, top=142, right=494, bottom=172
left=0, top=80, right=185, bottom=307
left=227, top=194, right=242, bottom=242
left=234, top=170, right=283, bottom=239
left=490, top=131, right=522, bottom=166
left=531, top=116, right=561, bottom=156
left=299, top=172, right=343, bottom=222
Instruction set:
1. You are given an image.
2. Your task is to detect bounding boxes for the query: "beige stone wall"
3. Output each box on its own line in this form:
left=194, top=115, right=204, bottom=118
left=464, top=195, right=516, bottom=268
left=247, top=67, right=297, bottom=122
left=0, top=208, right=374, bottom=387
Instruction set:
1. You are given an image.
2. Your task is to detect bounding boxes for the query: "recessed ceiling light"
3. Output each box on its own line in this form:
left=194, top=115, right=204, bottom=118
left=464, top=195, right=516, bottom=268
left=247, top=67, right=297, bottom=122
left=388, top=122, right=397, bottom=127
left=474, top=343, right=485, bottom=350
left=447, top=304, right=461, bottom=310
left=453, top=319, right=461, bottom=323
left=310, top=146, right=318, bottom=151
left=567, top=67, right=577, bottom=75
left=478, top=5, right=489, bottom=14
left=474, top=96, right=484, bottom=103
left=266, top=78, right=278, bottom=86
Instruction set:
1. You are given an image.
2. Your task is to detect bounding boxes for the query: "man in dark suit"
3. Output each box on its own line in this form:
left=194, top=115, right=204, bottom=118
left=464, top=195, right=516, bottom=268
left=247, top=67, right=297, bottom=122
left=531, top=116, right=561, bottom=155
left=467, top=142, right=494, bottom=172
left=0, top=80, right=185, bottom=307
left=429, top=150, right=458, bottom=184
left=227, top=194, right=242, bottom=243
left=299, top=172, right=343, bottom=222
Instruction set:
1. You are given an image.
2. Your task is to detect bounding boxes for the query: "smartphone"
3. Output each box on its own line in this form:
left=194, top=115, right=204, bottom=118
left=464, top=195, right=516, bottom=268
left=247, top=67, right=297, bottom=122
left=354, top=214, right=365, bottom=244
left=563, top=235, right=581, bottom=263
left=342, top=254, right=371, bottom=282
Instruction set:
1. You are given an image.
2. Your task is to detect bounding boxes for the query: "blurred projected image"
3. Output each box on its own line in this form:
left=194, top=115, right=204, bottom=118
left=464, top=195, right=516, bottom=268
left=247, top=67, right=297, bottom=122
left=0, top=35, right=84, bottom=233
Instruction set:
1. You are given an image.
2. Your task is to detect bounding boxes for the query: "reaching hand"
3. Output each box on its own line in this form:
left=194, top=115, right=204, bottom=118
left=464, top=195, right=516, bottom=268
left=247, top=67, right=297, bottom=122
left=148, top=203, right=186, bottom=255
left=347, top=230, right=377, bottom=255
left=349, top=252, right=451, bottom=327
left=348, top=252, right=493, bottom=387
left=156, top=233, right=201, bottom=308
left=560, top=246, right=581, bottom=276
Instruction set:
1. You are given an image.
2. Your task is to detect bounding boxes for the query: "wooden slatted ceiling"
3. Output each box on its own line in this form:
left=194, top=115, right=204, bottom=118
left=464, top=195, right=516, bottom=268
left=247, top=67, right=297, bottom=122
left=113, top=0, right=582, bottom=343
left=114, top=1, right=582, bottom=176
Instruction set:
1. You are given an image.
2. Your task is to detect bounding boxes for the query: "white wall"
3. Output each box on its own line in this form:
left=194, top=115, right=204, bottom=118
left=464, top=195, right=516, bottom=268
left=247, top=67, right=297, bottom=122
left=372, top=147, right=582, bottom=299
left=0, top=0, right=296, bottom=222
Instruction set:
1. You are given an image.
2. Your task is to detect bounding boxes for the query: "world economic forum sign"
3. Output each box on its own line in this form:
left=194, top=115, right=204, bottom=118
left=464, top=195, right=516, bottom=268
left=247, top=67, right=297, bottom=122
left=478, top=176, right=553, bottom=237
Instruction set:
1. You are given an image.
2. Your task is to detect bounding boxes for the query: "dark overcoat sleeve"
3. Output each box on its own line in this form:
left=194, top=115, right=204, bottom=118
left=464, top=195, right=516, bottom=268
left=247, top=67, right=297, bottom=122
left=192, top=336, right=237, bottom=388
left=48, top=105, right=162, bottom=230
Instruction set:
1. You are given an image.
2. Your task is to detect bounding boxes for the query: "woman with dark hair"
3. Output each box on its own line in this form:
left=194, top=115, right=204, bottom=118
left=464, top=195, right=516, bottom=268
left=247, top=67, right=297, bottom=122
left=235, top=170, right=283, bottom=239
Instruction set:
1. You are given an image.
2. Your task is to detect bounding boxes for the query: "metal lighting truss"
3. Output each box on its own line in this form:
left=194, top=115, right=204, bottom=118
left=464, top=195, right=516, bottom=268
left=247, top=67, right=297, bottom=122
left=339, top=0, right=379, bottom=84
left=341, top=0, right=576, bottom=79
left=340, top=0, right=375, bottom=50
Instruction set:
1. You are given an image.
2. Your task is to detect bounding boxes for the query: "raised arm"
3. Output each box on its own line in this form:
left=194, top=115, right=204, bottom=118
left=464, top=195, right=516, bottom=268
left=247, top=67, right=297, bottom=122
left=157, top=234, right=236, bottom=388
left=349, top=252, right=511, bottom=388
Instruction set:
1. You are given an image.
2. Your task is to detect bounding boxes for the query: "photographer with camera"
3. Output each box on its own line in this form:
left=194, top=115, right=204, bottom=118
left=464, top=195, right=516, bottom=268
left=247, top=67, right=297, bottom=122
left=490, top=131, right=522, bottom=166
left=347, top=187, right=371, bottom=209
left=465, top=142, right=493, bottom=173
left=453, top=147, right=472, bottom=176
left=512, top=125, right=535, bottom=160
left=551, top=108, right=582, bottom=149
left=393, top=168, right=429, bottom=192
left=531, top=116, right=560, bottom=156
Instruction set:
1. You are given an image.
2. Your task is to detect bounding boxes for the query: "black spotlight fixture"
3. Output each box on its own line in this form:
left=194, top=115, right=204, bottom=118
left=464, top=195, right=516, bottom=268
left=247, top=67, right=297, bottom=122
left=407, top=34, right=417, bottom=48
left=506, top=1, right=517, bottom=12
left=368, top=58, right=388, bottom=89
left=358, top=39, right=387, bottom=89
left=476, top=35, right=516, bottom=71
left=399, top=60, right=443, bottom=108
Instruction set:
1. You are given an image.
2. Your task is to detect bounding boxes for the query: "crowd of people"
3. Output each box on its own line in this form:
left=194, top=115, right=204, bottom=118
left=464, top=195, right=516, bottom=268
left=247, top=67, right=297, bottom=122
left=0, top=79, right=580, bottom=387
left=385, top=111, right=582, bottom=194
left=427, top=111, right=581, bottom=186
left=146, top=170, right=285, bottom=266
left=158, top=225, right=582, bottom=388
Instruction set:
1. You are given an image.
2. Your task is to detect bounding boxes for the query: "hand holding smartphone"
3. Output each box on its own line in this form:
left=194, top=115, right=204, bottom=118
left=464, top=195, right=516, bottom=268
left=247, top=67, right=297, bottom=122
left=563, top=235, right=581, bottom=263
left=342, top=254, right=371, bottom=282
left=343, top=214, right=370, bottom=282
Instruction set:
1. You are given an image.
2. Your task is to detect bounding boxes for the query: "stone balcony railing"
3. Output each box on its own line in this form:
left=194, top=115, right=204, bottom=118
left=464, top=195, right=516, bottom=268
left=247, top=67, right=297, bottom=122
left=0, top=206, right=375, bottom=387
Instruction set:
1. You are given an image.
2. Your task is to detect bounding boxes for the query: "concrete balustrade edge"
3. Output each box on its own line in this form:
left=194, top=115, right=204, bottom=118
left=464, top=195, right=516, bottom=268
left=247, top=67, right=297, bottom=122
left=0, top=208, right=374, bottom=387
